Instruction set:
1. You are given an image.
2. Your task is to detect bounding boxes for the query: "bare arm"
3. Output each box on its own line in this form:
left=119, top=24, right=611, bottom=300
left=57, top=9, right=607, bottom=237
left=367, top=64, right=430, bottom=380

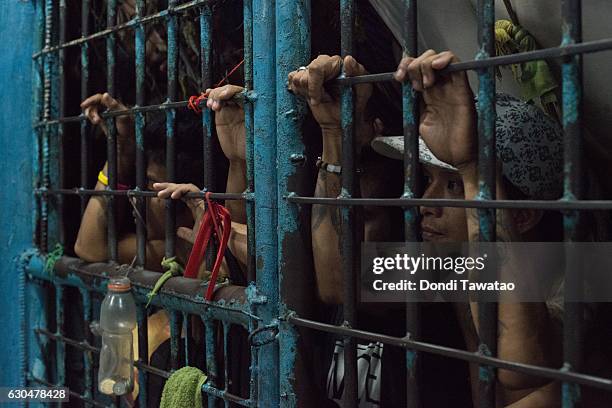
left=461, top=163, right=561, bottom=392
left=288, top=55, right=381, bottom=304
left=397, top=51, right=560, bottom=401
left=74, top=93, right=135, bottom=262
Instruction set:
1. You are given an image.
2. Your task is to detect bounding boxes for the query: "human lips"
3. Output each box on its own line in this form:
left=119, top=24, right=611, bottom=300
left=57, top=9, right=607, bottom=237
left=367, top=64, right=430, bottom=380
left=420, top=225, right=444, bottom=240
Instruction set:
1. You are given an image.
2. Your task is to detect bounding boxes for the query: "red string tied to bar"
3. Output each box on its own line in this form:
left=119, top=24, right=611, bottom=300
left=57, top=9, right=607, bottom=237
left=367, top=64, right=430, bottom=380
left=183, top=192, right=231, bottom=301
left=187, top=59, right=245, bottom=114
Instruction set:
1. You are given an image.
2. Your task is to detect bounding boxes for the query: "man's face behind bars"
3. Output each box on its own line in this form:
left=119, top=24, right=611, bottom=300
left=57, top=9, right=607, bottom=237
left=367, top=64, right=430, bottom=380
left=419, top=164, right=469, bottom=242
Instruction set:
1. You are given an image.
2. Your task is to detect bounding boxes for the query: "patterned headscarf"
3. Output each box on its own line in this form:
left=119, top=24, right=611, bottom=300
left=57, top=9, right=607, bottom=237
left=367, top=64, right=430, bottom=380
left=371, top=94, right=563, bottom=199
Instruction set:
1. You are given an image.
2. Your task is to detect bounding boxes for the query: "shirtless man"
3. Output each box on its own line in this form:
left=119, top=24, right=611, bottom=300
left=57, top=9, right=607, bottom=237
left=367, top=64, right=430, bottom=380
left=288, top=51, right=565, bottom=407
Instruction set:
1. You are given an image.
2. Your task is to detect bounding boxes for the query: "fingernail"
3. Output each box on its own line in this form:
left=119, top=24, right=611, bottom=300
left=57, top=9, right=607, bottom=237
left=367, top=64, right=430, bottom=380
left=310, top=98, right=318, bottom=106
left=394, top=68, right=404, bottom=79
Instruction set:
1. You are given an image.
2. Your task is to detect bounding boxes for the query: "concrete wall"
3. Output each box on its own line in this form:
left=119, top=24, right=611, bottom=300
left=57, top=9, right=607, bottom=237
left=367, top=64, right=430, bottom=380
left=0, top=0, right=35, bottom=389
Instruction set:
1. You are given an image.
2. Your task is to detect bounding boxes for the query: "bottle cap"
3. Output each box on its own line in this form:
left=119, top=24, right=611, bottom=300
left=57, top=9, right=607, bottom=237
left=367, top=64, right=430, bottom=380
left=108, top=277, right=131, bottom=292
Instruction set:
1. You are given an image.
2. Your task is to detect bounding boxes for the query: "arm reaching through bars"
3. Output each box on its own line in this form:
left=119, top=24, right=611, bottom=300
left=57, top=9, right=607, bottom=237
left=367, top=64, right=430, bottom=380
left=74, top=93, right=166, bottom=268
left=74, top=94, right=206, bottom=272
left=288, top=55, right=397, bottom=304
left=205, top=84, right=248, bottom=225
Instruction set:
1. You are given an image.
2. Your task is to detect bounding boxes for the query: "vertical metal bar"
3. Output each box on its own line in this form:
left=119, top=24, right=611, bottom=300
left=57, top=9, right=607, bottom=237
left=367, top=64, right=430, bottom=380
left=339, top=0, right=358, bottom=405
left=183, top=312, right=193, bottom=367
left=243, top=0, right=256, bottom=284
left=402, top=1, right=421, bottom=406
left=81, top=289, right=94, bottom=406
left=248, top=317, right=259, bottom=404
left=41, top=0, right=54, bottom=252
left=57, top=0, right=66, bottom=246
left=136, top=307, right=148, bottom=408
left=169, top=311, right=181, bottom=371
left=200, top=4, right=213, bottom=190
left=80, top=0, right=90, bottom=216
left=222, top=322, right=230, bottom=408
left=204, top=318, right=218, bottom=406
left=275, top=0, right=311, bottom=405
left=476, top=1, right=497, bottom=407
left=134, top=0, right=147, bottom=267
left=253, top=0, right=279, bottom=404
left=55, top=285, right=66, bottom=388
left=561, top=1, right=583, bottom=407
left=200, top=3, right=216, bottom=275
left=33, top=0, right=45, bottom=248
left=165, top=0, right=178, bottom=259
left=106, top=0, right=118, bottom=262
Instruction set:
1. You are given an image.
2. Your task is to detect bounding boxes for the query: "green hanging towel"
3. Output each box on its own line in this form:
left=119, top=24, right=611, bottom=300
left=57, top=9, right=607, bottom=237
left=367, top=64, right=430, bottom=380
left=160, top=366, right=207, bottom=408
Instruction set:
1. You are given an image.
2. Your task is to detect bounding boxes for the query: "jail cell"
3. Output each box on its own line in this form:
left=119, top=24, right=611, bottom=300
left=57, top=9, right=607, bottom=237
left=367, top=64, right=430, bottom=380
left=17, top=0, right=612, bottom=407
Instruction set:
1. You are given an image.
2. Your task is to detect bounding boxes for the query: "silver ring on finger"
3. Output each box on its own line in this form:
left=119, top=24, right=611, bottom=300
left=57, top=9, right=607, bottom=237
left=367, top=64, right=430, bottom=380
left=297, top=66, right=308, bottom=72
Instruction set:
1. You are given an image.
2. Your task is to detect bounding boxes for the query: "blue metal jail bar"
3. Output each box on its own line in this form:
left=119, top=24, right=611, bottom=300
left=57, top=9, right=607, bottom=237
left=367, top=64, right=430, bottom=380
left=1, top=0, right=612, bottom=407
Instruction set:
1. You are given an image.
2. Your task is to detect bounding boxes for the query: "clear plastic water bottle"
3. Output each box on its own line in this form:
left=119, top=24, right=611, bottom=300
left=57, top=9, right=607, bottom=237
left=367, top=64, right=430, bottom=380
left=97, top=277, right=137, bottom=396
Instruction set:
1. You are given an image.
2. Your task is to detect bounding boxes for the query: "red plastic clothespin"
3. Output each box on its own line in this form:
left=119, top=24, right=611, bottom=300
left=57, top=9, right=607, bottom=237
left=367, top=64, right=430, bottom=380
left=183, top=192, right=231, bottom=301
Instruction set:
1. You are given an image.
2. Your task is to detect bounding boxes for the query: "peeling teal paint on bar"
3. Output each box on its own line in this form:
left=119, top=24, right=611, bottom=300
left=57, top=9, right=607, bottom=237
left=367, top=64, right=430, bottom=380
left=276, top=0, right=310, bottom=403
left=561, top=1, right=584, bottom=407
left=562, top=378, right=581, bottom=408
left=26, top=257, right=253, bottom=327
left=165, top=1, right=178, bottom=260
left=253, top=0, right=279, bottom=404
left=243, top=0, right=257, bottom=284
left=275, top=1, right=311, bottom=402
left=55, top=284, right=66, bottom=387
left=204, top=318, right=218, bottom=406
left=475, top=1, right=498, bottom=408
left=562, top=62, right=580, bottom=129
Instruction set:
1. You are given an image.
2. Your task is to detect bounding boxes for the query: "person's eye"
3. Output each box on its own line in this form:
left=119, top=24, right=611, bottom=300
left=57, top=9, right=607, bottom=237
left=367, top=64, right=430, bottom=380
left=447, top=180, right=464, bottom=194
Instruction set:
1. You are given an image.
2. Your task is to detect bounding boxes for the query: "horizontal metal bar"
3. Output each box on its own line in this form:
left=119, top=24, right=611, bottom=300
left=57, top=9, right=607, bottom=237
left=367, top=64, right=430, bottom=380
left=286, top=194, right=612, bottom=210
left=34, top=91, right=253, bottom=127
left=288, top=315, right=612, bottom=392
left=35, top=327, right=170, bottom=379
left=201, top=384, right=254, bottom=407
left=29, top=375, right=107, bottom=408
left=26, top=256, right=256, bottom=326
left=35, top=188, right=249, bottom=201
left=35, top=329, right=252, bottom=405
left=335, top=37, right=612, bottom=85
left=32, top=0, right=210, bottom=58
left=34, top=100, right=191, bottom=127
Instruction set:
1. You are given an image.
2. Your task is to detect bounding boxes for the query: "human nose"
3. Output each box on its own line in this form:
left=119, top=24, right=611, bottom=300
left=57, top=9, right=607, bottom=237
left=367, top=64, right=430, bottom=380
left=419, top=183, right=443, bottom=218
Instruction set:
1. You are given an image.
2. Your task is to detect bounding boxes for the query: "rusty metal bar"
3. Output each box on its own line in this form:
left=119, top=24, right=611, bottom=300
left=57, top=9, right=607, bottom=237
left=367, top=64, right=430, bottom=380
left=402, top=1, right=421, bottom=405
left=165, top=0, right=179, bottom=260
left=33, top=0, right=211, bottom=58
left=105, top=0, right=118, bottom=262
left=334, top=37, right=612, bottom=85
left=475, top=1, right=498, bottom=406
left=339, top=0, right=358, bottom=405
left=134, top=0, right=147, bottom=267
left=79, top=0, right=90, bottom=216
left=287, top=315, right=612, bottom=391
left=561, top=1, right=584, bottom=407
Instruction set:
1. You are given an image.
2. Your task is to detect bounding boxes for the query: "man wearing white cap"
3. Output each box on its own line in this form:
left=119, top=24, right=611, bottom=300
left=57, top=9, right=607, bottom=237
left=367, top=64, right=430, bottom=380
left=288, top=50, right=565, bottom=406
